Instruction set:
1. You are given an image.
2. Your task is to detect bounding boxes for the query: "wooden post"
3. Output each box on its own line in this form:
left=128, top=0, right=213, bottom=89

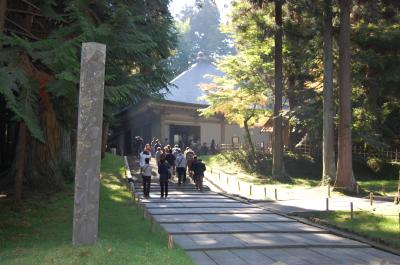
left=250, top=185, right=252, bottom=196
left=72, top=43, right=106, bottom=246
left=168, top=235, right=174, bottom=249
left=370, top=192, right=373, bottom=206
left=227, top=176, right=229, bottom=185
left=326, top=198, right=329, bottom=211
left=219, top=173, right=221, bottom=181
left=274, top=188, right=278, bottom=200
left=238, top=181, right=240, bottom=191
left=350, top=202, right=353, bottom=220
left=328, top=184, right=331, bottom=198
left=264, top=187, right=267, bottom=198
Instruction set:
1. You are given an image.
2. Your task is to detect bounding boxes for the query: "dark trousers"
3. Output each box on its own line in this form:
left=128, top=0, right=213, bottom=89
left=142, top=176, right=151, bottom=197
left=160, top=181, right=168, bottom=197
left=177, top=167, right=186, bottom=184
left=194, top=175, right=204, bottom=191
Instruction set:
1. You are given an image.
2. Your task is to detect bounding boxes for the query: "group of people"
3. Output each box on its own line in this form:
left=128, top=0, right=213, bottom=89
left=138, top=141, right=206, bottom=199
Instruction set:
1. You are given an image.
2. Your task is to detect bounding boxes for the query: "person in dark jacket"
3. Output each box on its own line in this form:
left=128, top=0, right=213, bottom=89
left=191, top=156, right=206, bottom=191
left=158, top=159, right=170, bottom=198
left=165, top=149, right=176, bottom=177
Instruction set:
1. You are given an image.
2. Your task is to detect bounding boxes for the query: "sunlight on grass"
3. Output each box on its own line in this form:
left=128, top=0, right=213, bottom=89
left=0, top=153, right=193, bottom=265
left=299, top=211, right=400, bottom=249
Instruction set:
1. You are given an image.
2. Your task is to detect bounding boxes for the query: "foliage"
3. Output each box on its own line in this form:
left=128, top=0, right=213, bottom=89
left=0, top=154, right=193, bottom=265
left=168, top=0, right=233, bottom=75
left=0, top=0, right=177, bottom=193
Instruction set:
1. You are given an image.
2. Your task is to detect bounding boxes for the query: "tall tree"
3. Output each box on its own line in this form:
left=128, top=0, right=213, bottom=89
left=170, top=0, right=233, bottom=75
left=322, top=0, right=336, bottom=184
left=271, top=0, right=287, bottom=180
left=0, top=0, right=176, bottom=199
left=199, top=53, right=270, bottom=161
left=335, top=0, right=356, bottom=191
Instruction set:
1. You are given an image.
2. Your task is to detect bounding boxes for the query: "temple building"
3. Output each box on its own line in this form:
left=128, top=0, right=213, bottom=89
left=109, top=56, right=271, bottom=155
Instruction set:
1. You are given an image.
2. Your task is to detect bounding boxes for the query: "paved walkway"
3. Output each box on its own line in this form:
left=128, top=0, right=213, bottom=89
left=128, top=158, right=400, bottom=265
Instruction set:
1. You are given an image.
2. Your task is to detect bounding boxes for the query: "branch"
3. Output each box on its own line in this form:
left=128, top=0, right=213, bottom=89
left=22, top=0, right=41, bottom=11
left=5, top=18, right=41, bottom=40
left=5, top=27, right=40, bottom=40
left=6, top=8, right=43, bottom=17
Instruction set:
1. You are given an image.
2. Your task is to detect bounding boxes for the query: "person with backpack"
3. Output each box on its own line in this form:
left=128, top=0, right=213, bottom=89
left=155, top=147, right=164, bottom=167
left=158, top=159, right=170, bottom=198
left=184, top=147, right=195, bottom=179
left=165, top=149, right=176, bottom=178
left=141, top=158, right=153, bottom=198
left=175, top=150, right=187, bottom=185
left=172, top=144, right=181, bottom=157
left=191, top=156, right=206, bottom=191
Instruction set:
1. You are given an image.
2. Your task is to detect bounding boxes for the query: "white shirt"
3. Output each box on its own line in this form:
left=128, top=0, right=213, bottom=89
left=141, top=164, right=152, bottom=177
left=139, top=152, right=151, bottom=167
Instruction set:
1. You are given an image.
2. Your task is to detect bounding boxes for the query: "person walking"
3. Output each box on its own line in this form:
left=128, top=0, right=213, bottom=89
left=184, top=147, right=195, bottom=179
left=158, top=159, right=170, bottom=198
left=155, top=147, right=163, bottom=167
left=175, top=150, right=187, bottom=185
left=139, top=147, right=151, bottom=170
left=141, top=158, right=153, bottom=198
left=154, top=139, right=162, bottom=151
left=191, top=156, right=206, bottom=191
left=165, top=149, right=176, bottom=178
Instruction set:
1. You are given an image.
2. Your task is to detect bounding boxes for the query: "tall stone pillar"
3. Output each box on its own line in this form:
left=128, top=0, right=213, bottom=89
left=72, top=43, right=106, bottom=246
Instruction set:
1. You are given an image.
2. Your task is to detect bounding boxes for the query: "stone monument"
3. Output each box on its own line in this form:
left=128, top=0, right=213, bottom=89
left=72, top=42, right=106, bottom=245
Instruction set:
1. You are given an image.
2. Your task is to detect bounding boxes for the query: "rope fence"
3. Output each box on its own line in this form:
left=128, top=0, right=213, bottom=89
left=207, top=166, right=400, bottom=229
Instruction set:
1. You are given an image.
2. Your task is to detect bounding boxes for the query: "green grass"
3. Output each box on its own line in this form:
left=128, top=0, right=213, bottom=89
left=298, top=211, right=400, bottom=249
left=358, top=180, right=399, bottom=196
left=0, top=154, right=193, bottom=265
left=200, top=153, right=321, bottom=187
left=201, top=153, right=400, bottom=193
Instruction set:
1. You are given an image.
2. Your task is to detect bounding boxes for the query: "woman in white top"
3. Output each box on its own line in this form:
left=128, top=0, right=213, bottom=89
left=139, top=149, right=151, bottom=168
left=141, top=158, right=153, bottom=198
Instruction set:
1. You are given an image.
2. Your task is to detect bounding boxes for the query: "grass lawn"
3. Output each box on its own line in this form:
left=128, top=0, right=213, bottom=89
left=298, top=211, right=400, bottom=250
left=0, top=154, right=193, bottom=265
left=358, top=180, right=399, bottom=196
left=201, top=153, right=400, bottom=195
left=200, top=153, right=321, bottom=188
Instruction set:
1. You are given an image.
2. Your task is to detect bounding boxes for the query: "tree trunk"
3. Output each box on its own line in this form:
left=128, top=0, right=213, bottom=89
left=322, top=0, right=336, bottom=185
left=335, top=0, right=356, bottom=192
left=0, top=0, right=6, bottom=37
left=101, top=121, right=109, bottom=159
left=272, top=0, right=287, bottom=180
left=15, top=122, right=26, bottom=202
left=60, top=125, right=72, bottom=162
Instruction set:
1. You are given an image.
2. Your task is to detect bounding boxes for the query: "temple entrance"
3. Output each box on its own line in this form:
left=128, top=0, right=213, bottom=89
left=169, top=125, right=200, bottom=149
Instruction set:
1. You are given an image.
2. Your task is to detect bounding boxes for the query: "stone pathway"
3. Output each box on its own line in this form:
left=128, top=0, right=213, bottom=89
left=128, top=158, right=400, bottom=265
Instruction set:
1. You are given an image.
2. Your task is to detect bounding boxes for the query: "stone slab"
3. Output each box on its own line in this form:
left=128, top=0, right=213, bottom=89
left=230, top=249, right=275, bottom=265
left=205, top=250, right=249, bottom=265
left=187, top=251, right=217, bottom=265
left=174, top=232, right=366, bottom=251
left=162, top=222, right=326, bottom=234
left=142, top=199, right=240, bottom=203
left=153, top=213, right=294, bottom=223
left=145, top=202, right=250, bottom=208
left=148, top=207, right=264, bottom=215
